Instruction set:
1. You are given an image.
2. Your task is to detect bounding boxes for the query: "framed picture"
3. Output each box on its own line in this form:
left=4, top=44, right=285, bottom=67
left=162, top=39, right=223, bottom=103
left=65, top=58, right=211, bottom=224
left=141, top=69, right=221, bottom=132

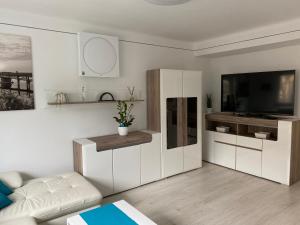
left=0, top=33, right=34, bottom=111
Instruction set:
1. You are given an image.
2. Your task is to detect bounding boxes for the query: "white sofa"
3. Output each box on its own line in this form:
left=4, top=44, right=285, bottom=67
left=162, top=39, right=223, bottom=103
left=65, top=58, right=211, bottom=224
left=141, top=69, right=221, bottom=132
left=0, top=171, right=102, bottom=225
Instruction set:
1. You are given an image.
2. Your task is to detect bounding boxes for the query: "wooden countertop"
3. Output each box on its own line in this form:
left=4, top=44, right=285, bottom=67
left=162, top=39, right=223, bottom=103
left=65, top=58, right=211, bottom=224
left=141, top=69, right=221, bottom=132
left=88, top=131, right=152, bottom=152
left=206, top=113, right=279, bottom=128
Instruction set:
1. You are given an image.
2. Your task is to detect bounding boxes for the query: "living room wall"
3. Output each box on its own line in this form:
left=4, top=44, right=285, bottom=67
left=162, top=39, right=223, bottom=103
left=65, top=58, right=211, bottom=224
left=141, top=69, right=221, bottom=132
left=0, top=10, right=208, bottom=177
left=207, top=44, right=300, bottom=117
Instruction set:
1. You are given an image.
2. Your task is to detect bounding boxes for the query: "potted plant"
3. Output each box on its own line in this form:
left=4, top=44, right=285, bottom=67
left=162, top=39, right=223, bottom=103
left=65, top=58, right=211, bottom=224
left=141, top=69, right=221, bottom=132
left=113, top=100, right=135, bottom=136
left=206, top=94, right=213, bottom=113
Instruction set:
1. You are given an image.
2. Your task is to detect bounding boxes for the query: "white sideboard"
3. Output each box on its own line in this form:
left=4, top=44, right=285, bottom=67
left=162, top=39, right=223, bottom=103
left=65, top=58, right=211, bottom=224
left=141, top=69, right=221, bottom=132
left=204, top=113, right=300, bottom=185
left=74, top=131, right=161, bottom=197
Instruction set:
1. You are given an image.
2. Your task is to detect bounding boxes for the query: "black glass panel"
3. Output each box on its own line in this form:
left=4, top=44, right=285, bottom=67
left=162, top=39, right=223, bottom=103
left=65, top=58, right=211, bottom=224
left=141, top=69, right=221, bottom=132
left=167, top=98, right=178, bottom=149
left=186, top=97, right=197, bottom=145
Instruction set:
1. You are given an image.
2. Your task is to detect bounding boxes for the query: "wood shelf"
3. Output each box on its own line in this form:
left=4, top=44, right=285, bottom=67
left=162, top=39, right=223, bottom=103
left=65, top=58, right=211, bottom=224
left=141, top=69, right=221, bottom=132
left=88, top=131, right=152, bottom=152
left=206, top=112, right=278, bottom=128
left=206, top=113, right=279, bottom=141
left=48, top=99, right=144, bottom=106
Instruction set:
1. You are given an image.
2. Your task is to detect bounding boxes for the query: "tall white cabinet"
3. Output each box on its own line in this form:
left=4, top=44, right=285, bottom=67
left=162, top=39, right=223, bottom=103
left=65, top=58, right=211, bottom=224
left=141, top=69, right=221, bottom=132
left=147, top=69, right=202, bottom=178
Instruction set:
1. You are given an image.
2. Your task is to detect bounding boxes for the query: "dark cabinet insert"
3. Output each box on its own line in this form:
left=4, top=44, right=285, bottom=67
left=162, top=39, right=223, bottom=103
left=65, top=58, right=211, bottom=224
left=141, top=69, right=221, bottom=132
left=167, top=97, right=197, bottom=150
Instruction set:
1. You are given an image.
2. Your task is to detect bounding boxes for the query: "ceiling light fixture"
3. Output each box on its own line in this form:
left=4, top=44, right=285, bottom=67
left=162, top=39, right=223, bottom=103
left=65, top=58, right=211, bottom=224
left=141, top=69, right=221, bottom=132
left=144, top=0, right=191, bottom=6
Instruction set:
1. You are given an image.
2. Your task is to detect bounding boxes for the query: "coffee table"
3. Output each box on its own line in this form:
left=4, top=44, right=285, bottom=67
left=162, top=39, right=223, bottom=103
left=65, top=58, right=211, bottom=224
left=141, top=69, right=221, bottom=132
left=67, top=200, right=157, bottom=225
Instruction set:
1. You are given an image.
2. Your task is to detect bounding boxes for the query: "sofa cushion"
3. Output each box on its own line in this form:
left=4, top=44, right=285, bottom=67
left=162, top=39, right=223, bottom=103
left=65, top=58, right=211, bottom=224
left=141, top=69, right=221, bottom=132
left=39, top=206, right=97, bottom=225
left=0, top=181, right=12, bottom=196
left=0, top=193, right=12, bottom=209
left=0, top=217, right=37, bottom=225
left=0, top=172, right=23, bottom=189
left=0, top=172, right=102, bottom=223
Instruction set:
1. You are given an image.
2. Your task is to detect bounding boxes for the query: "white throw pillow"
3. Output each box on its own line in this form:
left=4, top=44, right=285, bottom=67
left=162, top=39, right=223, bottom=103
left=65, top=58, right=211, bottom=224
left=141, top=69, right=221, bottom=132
left=0, top=171, right=23, bottom=189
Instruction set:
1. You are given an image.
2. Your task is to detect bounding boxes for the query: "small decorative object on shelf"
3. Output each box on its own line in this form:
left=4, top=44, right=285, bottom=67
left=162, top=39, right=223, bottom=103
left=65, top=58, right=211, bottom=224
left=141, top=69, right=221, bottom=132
left=255, top=132, right=271, bottom=139
left=81, top=84, right=87, bottom=102
left=127, top=86, right=135, bottom=101
left=55, top=92, right=69, bottom=104
left=206, top=94, right=213, bottom=113
left=98, top=92, right=115, bottom=102
left=216, top=126, right=230, bottom=133
left=113, top=100, right=135, bottom=136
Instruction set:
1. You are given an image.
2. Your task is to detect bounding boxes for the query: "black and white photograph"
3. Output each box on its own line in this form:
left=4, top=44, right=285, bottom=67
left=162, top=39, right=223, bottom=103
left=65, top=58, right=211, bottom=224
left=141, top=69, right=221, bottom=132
left=0, top=32, right=34, bottom=111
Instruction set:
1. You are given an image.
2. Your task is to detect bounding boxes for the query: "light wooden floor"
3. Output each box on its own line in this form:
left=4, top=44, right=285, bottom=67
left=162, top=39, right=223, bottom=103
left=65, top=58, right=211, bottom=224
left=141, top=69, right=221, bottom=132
left=103, top=163, right=300, bottom=225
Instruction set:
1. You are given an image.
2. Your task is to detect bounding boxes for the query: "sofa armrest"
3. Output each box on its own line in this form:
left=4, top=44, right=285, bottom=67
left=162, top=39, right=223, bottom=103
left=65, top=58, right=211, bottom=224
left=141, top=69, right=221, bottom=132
left=0, top=171, right=23, bottom=189
left=0, top=217, right=37, bottom=225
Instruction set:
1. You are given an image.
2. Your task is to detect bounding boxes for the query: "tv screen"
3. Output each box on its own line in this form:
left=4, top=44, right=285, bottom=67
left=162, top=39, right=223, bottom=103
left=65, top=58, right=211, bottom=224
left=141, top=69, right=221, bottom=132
left=221, top=70, right=296, bottom=115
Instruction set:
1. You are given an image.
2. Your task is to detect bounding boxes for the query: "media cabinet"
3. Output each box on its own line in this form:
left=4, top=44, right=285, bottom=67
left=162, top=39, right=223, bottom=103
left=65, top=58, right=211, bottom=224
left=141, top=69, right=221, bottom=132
left=204, top=112, right=300, bottom=185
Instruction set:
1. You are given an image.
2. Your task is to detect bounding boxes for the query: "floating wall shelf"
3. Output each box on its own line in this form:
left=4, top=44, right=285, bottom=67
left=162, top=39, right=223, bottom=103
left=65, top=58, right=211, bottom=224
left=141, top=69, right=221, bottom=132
left=47, top=99, right=144, bottom=106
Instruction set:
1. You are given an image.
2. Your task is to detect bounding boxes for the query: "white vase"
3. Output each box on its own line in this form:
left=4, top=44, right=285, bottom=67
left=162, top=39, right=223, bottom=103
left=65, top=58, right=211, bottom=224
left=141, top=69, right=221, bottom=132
left=118, top=127, right=128, bottom=136
left=206, top=108, right=213, bottom=114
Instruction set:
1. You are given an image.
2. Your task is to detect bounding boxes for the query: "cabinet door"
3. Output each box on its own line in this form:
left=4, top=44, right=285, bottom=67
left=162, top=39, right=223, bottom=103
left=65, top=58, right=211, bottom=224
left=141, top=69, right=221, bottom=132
left=203, top=131, right=214, bottom=163
left=183, top=97, right=202, bottom=171
left=82, top=148, right=113, bottom=197
left=184, top=145, right=201, bottom=171
left=141, top=133, right=161, bottom=185
left=166, top=98, right=182, bottom=149
left=113, top=146, right=141, bottom=193
left=163, top=147, right=184, bottom=177
left=160, top=69, right=182, bottom=98
left=163, top=98, right=184, bottom=177
left=236, top=147, right=262, bottom=177
left=160, top=69, right=183, bottom=178
left=262, top=121, right=292, bottom=185
left=183, top=72, right=202, bottom=170
left=182, top=70, right=202, bottom=98
left=214, top=142, right=236, bottom=169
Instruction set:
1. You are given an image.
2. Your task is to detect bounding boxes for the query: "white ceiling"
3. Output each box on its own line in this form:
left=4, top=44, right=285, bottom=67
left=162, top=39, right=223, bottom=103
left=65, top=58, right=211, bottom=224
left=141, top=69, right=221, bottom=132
left=1, top=0, right=300, bottom=42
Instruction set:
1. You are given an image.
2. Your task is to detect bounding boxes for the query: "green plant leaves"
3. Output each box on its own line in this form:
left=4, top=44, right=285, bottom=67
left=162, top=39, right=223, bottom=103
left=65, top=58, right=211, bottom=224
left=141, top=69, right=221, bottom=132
left=113, top=100, right=135, bottom=127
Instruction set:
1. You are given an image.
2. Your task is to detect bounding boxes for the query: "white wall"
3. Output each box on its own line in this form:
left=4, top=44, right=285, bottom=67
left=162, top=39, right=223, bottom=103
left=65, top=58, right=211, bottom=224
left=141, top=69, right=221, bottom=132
left=0, top=12, right=207, bottom=178
left=207, top=44, right=300, bottom=116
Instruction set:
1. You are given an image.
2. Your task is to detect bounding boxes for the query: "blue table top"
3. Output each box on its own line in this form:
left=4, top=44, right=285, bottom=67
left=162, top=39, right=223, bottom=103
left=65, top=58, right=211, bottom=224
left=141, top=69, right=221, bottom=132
left=80, top=203, right=138, bottom=225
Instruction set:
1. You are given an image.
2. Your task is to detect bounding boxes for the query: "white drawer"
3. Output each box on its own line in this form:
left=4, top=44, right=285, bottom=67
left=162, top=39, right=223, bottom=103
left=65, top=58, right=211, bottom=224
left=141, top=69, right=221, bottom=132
left=236, top=147, right=262, bottom=177
left=214, top=132, right=236, bottom=145
left=214, top=142, right=236, bottom=169
left=237, top=136, right=262, bottom=150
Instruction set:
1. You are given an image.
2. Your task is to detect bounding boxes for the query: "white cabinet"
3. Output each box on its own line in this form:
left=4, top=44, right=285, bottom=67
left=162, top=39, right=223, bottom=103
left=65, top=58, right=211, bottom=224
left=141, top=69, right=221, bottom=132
left=141, top=133, right=161, bottom=184
left=214, top=142, right=236, bottom=169
left=113, top=146, right=141, bottom=193
left=236, top=147, right=261, bottom=177
left=203, top=131, right=215, bottom=163
left=157, top=69, right=203, bottom=178
left=204, top=117, right=300, bottom=185
left=82, top=147, right=114, bottom=197
left=75, top=132, right=163, bottom=197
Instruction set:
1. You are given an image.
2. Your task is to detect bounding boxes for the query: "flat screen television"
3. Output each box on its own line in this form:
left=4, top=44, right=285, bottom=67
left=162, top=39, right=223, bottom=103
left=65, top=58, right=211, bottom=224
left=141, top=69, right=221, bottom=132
left=221, top=70, right=296, bottom=116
